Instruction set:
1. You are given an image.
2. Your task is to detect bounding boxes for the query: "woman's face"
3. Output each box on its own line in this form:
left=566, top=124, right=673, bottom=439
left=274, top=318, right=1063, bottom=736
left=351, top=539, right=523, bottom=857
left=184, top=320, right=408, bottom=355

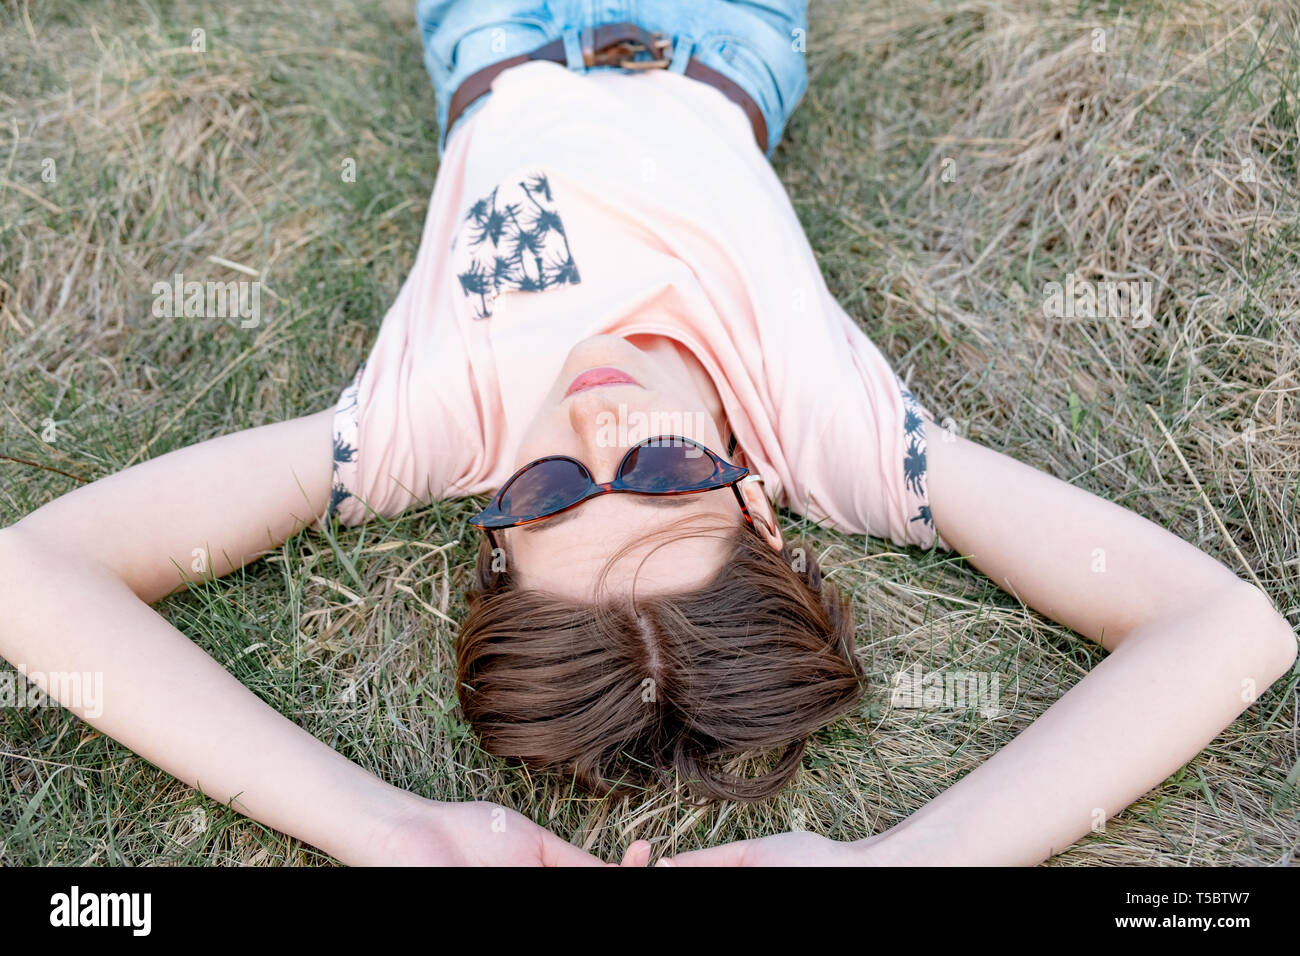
left=500, top=334, right=780, bottom=598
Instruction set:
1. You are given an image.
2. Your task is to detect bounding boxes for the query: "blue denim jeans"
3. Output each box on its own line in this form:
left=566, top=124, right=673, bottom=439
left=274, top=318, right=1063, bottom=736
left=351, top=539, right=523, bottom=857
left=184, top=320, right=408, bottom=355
left=415, top=0, right=808, bottom=158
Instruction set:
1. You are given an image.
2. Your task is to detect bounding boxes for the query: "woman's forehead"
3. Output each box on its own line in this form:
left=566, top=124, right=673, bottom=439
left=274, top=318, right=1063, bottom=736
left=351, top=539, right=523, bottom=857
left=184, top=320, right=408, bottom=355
left=505, top=501, right=739, bottom=598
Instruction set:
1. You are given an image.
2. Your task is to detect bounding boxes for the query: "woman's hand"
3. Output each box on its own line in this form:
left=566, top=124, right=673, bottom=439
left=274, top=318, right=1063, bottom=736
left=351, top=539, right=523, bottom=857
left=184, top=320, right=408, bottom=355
left=659, top=830, right=891, bottom=867
left=366, top=796, right=654, bottom=866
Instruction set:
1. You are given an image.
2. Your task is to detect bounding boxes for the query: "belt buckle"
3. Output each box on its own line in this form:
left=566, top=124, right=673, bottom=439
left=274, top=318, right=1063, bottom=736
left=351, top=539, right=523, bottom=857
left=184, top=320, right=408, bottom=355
left=582, top=25, right=671, bottom=70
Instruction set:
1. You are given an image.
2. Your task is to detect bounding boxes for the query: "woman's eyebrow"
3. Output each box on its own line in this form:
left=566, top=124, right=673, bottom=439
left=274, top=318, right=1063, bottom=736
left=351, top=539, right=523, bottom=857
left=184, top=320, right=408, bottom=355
left=521, top=510, right=581, bottom=533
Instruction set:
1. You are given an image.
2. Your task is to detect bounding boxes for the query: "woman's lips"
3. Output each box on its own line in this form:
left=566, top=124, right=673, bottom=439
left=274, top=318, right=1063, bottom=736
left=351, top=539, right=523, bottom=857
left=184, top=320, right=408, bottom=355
left=564, top=367, right=643, bottom=398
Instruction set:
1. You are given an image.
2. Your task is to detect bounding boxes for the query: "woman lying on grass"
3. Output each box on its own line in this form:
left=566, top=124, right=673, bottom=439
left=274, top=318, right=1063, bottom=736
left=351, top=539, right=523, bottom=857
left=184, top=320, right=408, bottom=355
left=1, top=0, right=1294, bottom=867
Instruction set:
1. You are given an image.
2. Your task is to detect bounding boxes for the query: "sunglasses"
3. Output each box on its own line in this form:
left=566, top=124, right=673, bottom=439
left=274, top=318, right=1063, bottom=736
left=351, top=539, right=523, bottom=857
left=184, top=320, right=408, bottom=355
left=470, top=435, right=764, bottom=550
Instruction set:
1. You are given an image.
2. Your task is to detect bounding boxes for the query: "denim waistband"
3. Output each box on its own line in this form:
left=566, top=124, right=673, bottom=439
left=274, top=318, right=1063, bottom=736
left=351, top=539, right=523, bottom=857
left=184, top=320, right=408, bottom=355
left=415, top=0, right=809, bottom=158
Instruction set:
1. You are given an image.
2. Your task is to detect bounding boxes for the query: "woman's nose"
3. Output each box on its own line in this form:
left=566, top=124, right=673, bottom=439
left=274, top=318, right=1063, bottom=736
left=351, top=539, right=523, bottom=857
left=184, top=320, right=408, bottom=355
left=569, top=392, right=627, bottom=482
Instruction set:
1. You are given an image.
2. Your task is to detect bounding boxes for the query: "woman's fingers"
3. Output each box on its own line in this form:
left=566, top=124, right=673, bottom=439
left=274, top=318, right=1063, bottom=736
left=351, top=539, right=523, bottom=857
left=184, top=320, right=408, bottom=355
left=537, top=830, right=608, bottom=867
left=620, top=839, right=653, bottom=867
left=600, top=838, right=654, bottom=866
left=657, top=841, right=751, bottom=866
left=538, top=832, right=657, bottom=867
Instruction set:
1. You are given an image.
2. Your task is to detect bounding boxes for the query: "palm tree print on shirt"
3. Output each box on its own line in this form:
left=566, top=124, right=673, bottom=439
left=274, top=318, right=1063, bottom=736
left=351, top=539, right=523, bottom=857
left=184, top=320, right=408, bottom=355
left=327, top=361, right=363, bottom=518
left=456, top=171, right=581, bottom=319
left=899, top=383, right=935, bottom=536
left=329, top=436, right=356, bottom=515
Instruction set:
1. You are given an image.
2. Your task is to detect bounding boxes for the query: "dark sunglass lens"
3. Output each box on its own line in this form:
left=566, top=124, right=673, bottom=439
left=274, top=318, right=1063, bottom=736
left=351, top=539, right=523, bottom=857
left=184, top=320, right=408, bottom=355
left=497, top=459, right=589, bottom=518
left=621, top=440, right=717, bottom=491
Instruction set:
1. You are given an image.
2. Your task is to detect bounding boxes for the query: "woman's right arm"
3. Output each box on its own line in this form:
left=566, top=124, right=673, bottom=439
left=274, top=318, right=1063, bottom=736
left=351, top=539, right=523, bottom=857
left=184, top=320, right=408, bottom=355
left=0, top=410, right=611, bottom=865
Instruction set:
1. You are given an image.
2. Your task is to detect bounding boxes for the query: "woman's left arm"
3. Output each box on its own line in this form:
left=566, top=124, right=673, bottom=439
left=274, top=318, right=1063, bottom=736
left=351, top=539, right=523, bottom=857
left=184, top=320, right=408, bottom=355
left=668, top=419, right=1296, bottom=867
left=861, top=419, right=1296, bottom=865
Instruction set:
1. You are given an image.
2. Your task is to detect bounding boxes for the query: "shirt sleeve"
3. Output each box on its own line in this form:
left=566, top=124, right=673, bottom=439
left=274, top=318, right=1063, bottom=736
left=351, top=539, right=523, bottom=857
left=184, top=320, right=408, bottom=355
left=327, top=362, right=364, bottom=524
left=797, top=317, right=952, bottom=552
left=895, top=380, right=948, bottom=550
left=322, top=183, right=490, bottom=527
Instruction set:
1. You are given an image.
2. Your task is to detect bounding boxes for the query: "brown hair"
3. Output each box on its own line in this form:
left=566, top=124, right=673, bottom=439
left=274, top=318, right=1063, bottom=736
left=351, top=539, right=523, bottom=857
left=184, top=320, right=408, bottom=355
left=455, top=513, right=866, bottom=803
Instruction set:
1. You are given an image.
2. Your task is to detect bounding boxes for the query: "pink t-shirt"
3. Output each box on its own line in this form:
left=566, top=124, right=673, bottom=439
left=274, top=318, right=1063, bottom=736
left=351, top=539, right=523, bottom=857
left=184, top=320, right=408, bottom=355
left=329, top=60, right=948, bottom=551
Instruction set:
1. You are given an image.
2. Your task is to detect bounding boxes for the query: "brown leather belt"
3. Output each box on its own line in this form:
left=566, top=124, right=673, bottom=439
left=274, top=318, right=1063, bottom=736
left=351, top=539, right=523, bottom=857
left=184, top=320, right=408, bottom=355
left=445, top=22, right=768, bottom=152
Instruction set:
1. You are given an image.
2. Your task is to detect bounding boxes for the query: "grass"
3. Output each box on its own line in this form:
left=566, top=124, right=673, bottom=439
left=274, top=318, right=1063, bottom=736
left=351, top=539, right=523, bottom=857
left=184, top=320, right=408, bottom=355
left=1, top=0, right=1297, bottom=865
